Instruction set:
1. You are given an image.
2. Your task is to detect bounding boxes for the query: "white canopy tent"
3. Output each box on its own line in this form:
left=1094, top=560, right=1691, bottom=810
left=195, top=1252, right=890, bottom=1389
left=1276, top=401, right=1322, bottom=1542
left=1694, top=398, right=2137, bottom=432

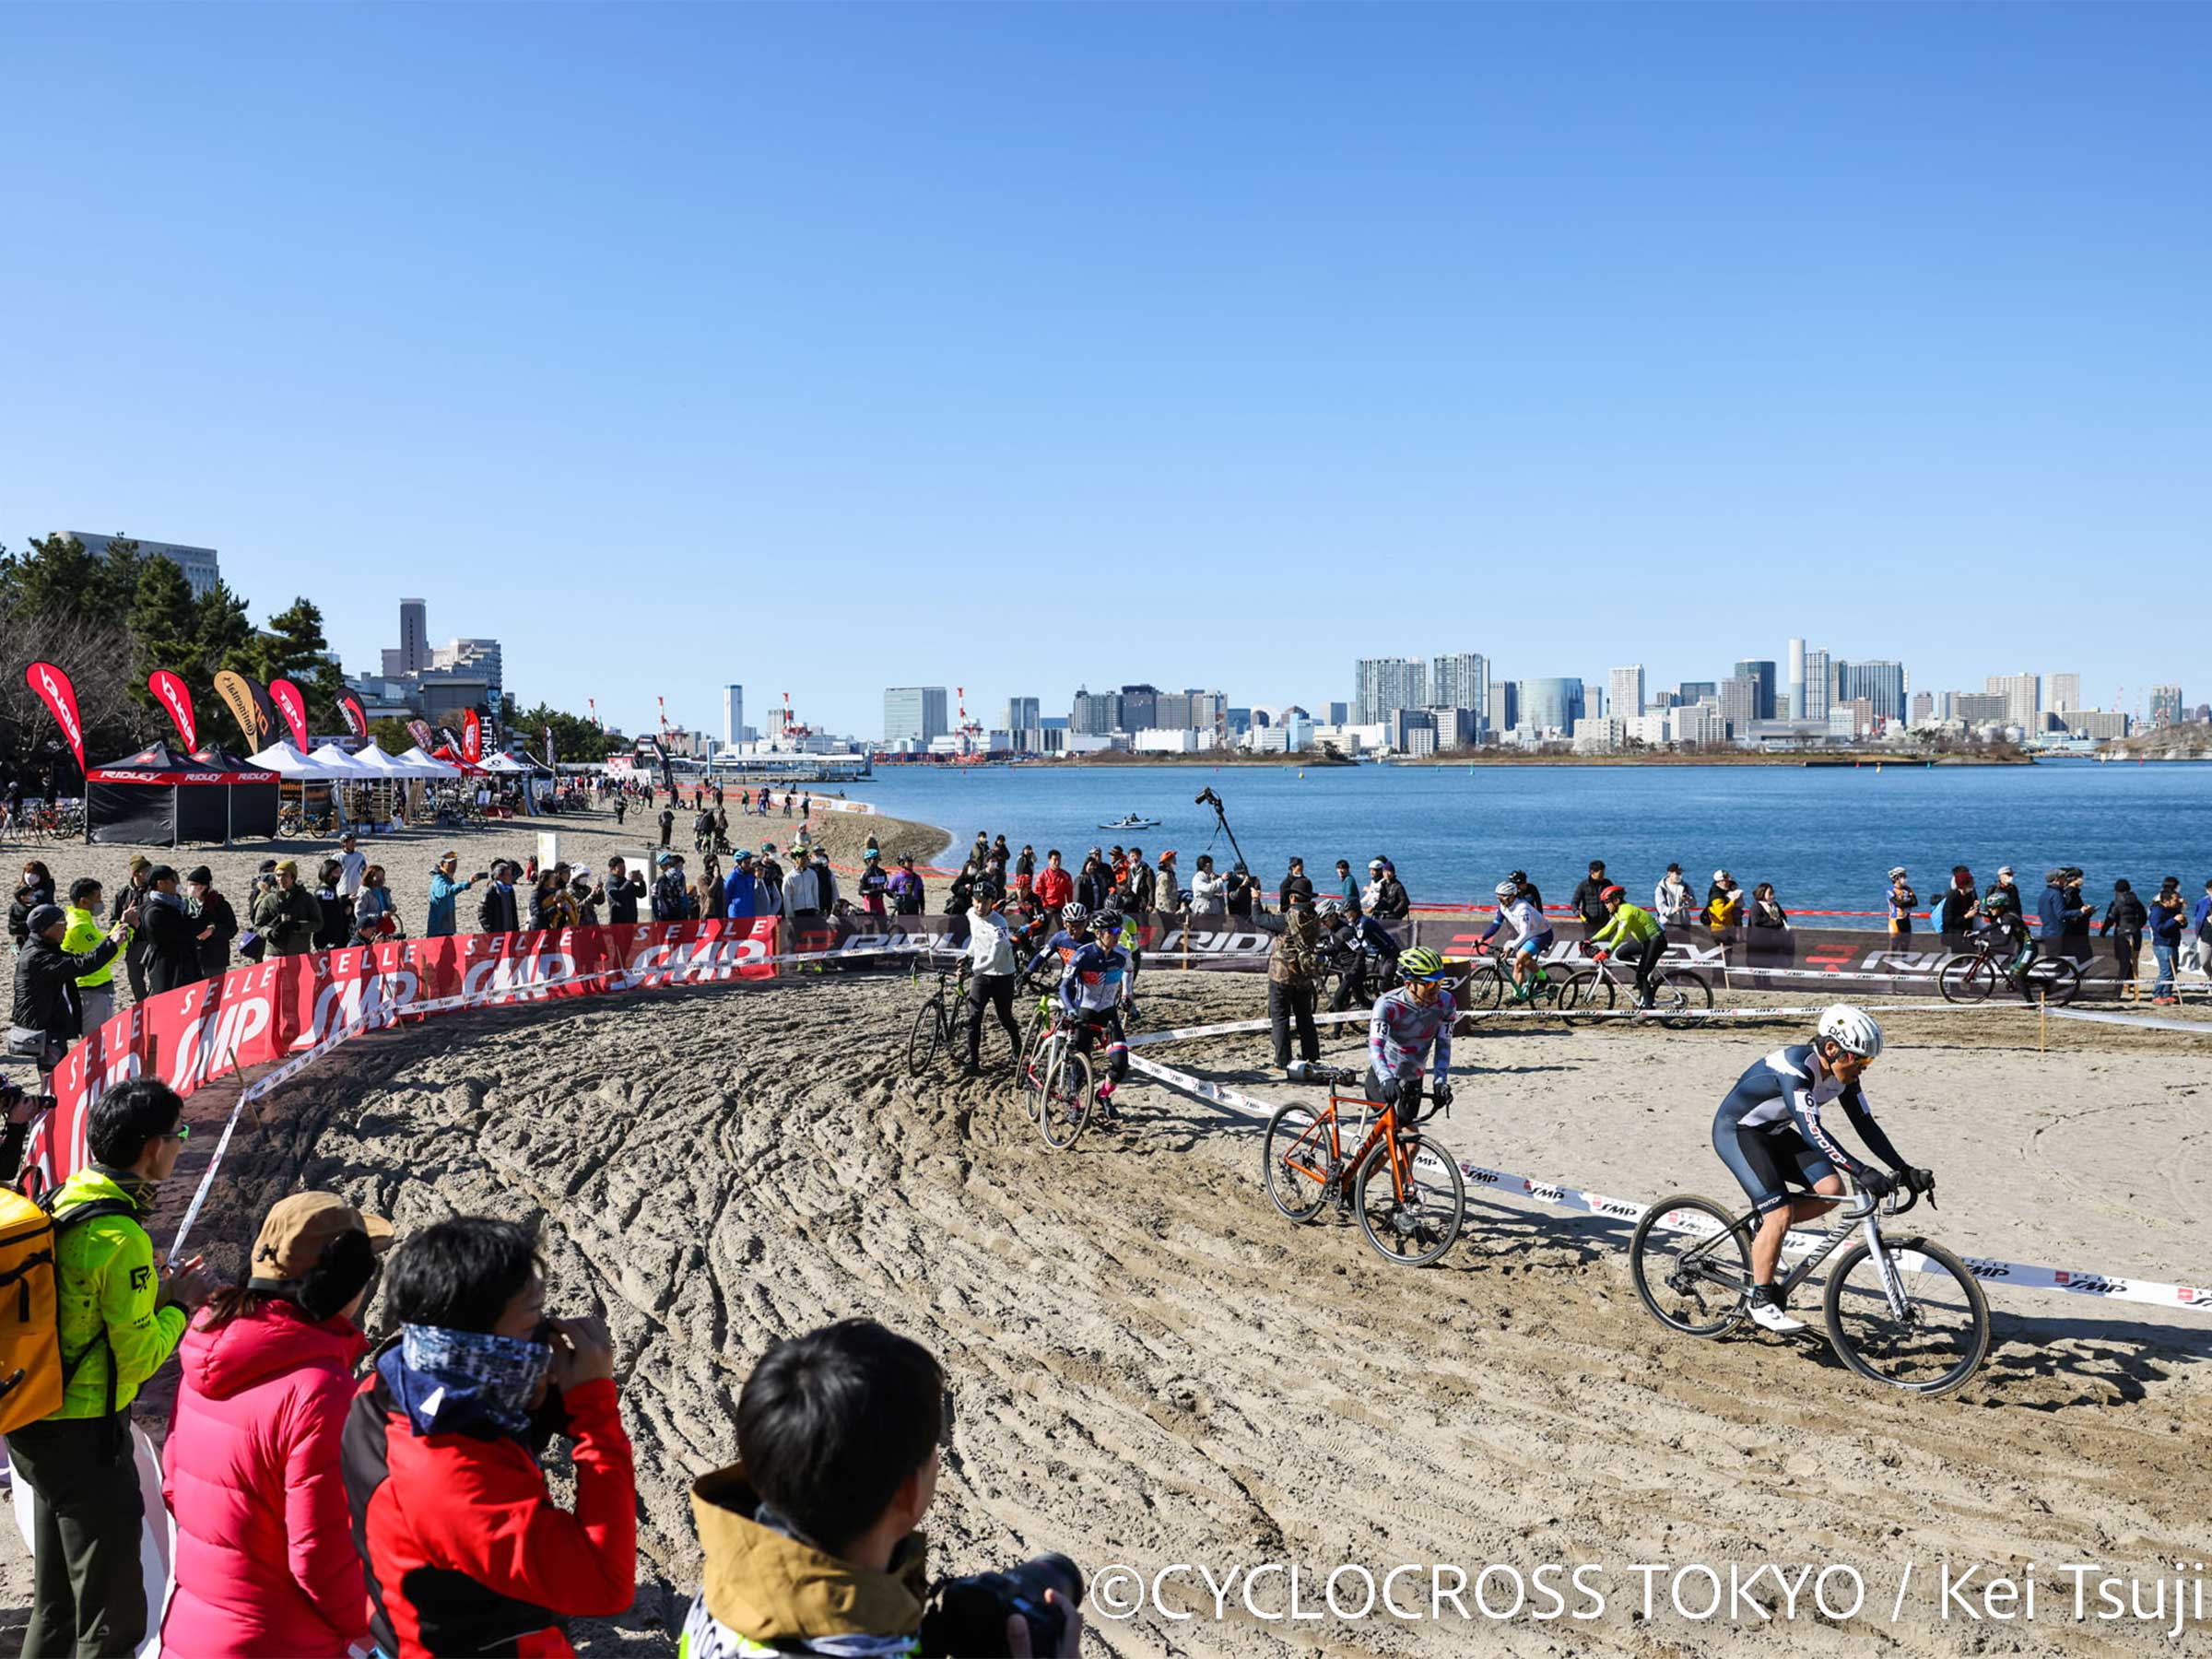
left=247, top=739, right=325, bottom=778
left=347, top=741, right=421, bottom=778
left=306, top=743, right=378, bottom=779
left=477, top=752, right=534, bottom=774
left=396, top=746, right=464, bottom=779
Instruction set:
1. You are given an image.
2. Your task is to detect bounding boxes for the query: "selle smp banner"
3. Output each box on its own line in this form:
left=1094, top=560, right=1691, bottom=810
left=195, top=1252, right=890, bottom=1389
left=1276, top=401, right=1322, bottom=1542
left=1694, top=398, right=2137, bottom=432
left=24, top=661, right=88, bottom=772
left=147, top=671, right=198, bottom=750
left=22, top=914, right=782, bottom=1199
left=268, top=677, right=312, bottom=751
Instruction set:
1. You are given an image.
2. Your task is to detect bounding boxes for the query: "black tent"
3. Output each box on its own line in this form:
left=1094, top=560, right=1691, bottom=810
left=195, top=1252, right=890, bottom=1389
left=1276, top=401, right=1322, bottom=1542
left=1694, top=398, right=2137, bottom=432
left=192, top=744, right=282, bottom=840
left=85, top=741, right=280, bottom=846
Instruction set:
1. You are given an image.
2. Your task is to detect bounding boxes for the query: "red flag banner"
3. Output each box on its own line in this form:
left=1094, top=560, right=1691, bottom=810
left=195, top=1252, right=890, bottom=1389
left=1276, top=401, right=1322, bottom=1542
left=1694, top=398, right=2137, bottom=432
left=463, top=709, right=482, bottom=763
left=340, top=695, right=370, bottom=742
left=406, top=719, right=437, bottom=754
left=147, top=671, right=197, bottom=750
left=25, top=661, right=88, bottom=772
left=268, top=678, right=311, bottom=751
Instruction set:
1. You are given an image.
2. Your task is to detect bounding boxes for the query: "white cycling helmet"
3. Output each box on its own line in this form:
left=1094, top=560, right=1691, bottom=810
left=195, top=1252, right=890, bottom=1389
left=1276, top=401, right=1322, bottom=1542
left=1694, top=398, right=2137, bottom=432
left=1060, top=902, right=1088, bottom=928
left=1817, top=1004, right=1885, bottom=1060
left=1493, top=879, right=1518, bottom=899
left=1319, top=897, right=1346, bottom=918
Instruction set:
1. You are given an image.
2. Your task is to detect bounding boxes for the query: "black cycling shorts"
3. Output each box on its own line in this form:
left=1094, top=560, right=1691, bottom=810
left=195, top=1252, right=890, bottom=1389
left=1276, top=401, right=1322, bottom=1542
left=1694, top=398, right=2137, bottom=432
left=1711, top=1103, right=1835, bottom=1212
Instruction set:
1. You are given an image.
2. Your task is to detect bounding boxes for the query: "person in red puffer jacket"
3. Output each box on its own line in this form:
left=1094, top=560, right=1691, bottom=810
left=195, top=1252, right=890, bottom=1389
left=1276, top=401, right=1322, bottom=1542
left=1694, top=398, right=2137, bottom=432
left=161, top=1192, right=396, bottom=1659
left=342, top=1217, right=635, bottom=1659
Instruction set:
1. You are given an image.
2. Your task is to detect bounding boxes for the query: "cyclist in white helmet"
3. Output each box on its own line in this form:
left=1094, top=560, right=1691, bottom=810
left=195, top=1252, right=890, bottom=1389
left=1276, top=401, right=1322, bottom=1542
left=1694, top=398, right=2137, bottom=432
left=1477, top=878, right=1554, bottom=1002
left=1711, top=1006, right=1933, bottom=1333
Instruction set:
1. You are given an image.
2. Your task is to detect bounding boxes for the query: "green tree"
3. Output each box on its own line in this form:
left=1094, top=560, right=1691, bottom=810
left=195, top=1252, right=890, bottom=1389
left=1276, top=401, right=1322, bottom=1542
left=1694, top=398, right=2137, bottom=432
left=128, top=556, right=197, bottom=703
left=93, top=536, right=144, bottom=629
left=368, top=716, right=416, bottom=753
left=251, top=597, right=348, bottom=734
left=191, top=580, right=255, bottom=685
left=510, top=701, right=610, bottom=766
left=15, top=535, right=103, bottom=624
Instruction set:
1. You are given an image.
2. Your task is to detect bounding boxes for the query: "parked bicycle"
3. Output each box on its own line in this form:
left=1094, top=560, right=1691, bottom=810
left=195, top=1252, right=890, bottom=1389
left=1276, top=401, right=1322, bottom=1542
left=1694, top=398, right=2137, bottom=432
left=1937, top=935, right=2083, bottom=1006
left=1559, top=953, right=1714, bottom=1030
left=1627, top=1174, right=1988, bottom=1396
left=1262, top=1067, right=1467, bottom=1267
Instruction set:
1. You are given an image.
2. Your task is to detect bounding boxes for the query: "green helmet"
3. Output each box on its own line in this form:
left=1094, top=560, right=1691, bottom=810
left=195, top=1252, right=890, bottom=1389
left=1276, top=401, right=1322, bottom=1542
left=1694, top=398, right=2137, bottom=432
left=1983, top=890, right=2014, bottom=912
left=1398, top=946, right=1449, bottom=982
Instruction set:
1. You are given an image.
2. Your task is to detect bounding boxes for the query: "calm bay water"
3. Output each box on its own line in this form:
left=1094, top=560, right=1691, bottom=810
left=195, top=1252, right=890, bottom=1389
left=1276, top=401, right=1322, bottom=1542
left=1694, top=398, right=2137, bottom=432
left=846, top=760, right=2212, bottom=921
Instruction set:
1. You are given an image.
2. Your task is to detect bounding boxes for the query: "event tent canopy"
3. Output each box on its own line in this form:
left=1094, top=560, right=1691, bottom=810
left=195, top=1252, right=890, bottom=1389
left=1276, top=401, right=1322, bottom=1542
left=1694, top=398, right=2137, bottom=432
left=86, top=741, right=280, bottom=844
left=397, top=747, right=464, bottom=778
left=306, top=742, right=377, bottom=778
left=247, top=739, right=326, bottom=778
left=347, top=741, right=424, bottom=778
left=477, top=752, right=534, bottom=774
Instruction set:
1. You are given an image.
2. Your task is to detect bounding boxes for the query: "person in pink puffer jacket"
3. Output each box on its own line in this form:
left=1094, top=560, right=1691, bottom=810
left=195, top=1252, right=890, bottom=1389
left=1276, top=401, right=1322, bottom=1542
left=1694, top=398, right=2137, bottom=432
left=160, top=1192, right=395, bottom=1659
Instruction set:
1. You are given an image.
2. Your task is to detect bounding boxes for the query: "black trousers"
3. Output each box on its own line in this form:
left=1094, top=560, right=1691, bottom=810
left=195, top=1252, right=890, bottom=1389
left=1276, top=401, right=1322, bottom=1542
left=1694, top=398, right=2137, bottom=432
left=1614, top=935, right=1666, bottom=1000
left=11, top=1413, right=146, bottom=1658
left=2112, top=930, right=2142, bottom=983
left=966, top=971, right=1019, bottom=1065
left=1269, top=981, right=1319, bottom=1066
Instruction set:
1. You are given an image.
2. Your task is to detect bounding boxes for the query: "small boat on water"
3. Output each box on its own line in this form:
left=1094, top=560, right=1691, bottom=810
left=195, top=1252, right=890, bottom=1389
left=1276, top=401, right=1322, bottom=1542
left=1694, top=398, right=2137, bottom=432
left=1098, top=812, right=1160, bottom=830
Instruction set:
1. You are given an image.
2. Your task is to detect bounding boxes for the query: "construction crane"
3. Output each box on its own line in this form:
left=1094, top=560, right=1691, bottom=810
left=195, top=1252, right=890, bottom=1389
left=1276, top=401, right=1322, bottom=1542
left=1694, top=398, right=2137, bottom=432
left=778, top=691, right=813, bottom=743
left=954, top=686, right=985, bottom=762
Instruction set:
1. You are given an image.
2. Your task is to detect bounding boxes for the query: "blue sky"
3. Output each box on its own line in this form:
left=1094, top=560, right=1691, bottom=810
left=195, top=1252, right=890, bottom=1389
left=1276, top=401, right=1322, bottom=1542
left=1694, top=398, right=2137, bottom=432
left=5, top=5, right=2206, bottom=737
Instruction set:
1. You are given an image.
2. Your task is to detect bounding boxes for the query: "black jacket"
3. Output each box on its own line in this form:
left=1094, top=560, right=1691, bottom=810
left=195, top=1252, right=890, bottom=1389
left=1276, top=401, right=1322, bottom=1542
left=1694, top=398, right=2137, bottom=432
left=112, top=880, right=156, bottom=967
left=1369, top=877, right=1410, bottom=921
left=1277, top=873, right=1314, bottom=911
left=13, top=932, right=120, bottom=1046
left=1938, top=886, right=1980, bottom=932
left=192, top=891, right=239, bottom=979
left=2101, top=892, right=2147, bottom=935
left=1126, top=862, right=1157, bottom=913
left=476, top=883, right=520, bottom=935
left=7, top=883, right=53, bottom=949
left=141, top=892, right=204, bottom=995
left=1571, top=876, right=1612, bottom=929
left=604, top=875, right=646, bottom=926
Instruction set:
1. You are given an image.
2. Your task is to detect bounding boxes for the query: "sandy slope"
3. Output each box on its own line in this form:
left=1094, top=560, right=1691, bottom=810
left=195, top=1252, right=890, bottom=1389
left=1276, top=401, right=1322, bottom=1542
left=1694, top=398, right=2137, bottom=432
left=27, top=964, right=2197, bottom=1655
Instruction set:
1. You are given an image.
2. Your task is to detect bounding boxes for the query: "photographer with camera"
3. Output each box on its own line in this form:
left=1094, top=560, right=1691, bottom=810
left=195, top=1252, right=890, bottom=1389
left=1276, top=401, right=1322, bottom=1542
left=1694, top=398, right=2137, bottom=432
left=342, top=1217, right=636, bottom=1659
left=682, top=1318, right=1082, bottom=1659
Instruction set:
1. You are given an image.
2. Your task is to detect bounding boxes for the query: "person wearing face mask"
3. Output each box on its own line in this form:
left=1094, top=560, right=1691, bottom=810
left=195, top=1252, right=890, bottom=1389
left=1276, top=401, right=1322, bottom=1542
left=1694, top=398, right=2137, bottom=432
left=342, top=1218, right=634, bottom=1659
left=1938, top=866, right=1981, bottom=950
left=1653, top=864, right=1695, bottom=930
left=475, top=861, right=521, bottom=935
left=161, top=1194, right=397, bottom=1658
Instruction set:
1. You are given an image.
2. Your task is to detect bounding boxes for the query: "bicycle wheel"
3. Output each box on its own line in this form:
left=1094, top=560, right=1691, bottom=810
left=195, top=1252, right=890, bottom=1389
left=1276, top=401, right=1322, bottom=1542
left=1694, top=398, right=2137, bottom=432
left=1036, top=1044, right=1094, bottom=1150
left=1653, top=970, right=1711, bottom=1031
left=1262, top=1102, right=1337, bottom=1223
left=1559, top=967, right=1615, bottom=1028
left=1822, top=1235, right=1991, bottom=1397
left=2037, top=957, right=2084, bottom=1007
left=906, top=996, right=944, bottom=1077
left=1461, top=964, right=1504, bottom=1013
left=1353, top=1133, right=1465, bottom=1266
left=1938, top=955, right=1995, bottom=1005
left=1630, top=1194, right=1751, bottom=1337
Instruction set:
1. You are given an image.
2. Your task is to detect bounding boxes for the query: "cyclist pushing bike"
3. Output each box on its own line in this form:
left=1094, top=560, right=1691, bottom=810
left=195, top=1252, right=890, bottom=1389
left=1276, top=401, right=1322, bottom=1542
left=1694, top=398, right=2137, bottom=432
left=1022, top=901, right=1088, bottom=983
left=1367, top=947, right=1456, bottom=1111
left=1057, top=909, right=1134, bottom=1126
left=1477, top=879, right=1553, bottom=1002
left=1586, top=884, right=1666, bottom=1009
left=1712, top=1005, right=1934, bottom=1334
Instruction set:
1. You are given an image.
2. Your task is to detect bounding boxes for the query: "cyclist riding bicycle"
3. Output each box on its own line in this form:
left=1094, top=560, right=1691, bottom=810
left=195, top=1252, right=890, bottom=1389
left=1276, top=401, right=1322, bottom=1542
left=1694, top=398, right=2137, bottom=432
left=1712, top=1006, right=1933, bottom=1333
left=1586, top=884, right=1666, bottom=1009
left=1366, top=947, right=1455, bottom=1112
left=1022, top=901, right=1088, bottom=983
left=1058, top=909, right=1134, bottom=1124
left=1318, top=897, right=1401, bottom=1009
left=1977, top=889, right=2038, bottom=1001
left=1478, top=879, right=1553, bottom=1001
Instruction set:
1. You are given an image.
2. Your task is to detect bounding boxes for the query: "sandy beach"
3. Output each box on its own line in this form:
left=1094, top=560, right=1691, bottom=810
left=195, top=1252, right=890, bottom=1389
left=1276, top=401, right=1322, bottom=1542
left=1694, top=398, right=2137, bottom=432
left=3, top=804, right=2207, bottom=1653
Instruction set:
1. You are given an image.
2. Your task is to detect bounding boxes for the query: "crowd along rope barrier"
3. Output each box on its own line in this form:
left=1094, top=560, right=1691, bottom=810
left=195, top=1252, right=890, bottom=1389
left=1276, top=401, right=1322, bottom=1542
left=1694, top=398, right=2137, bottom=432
left=1124, top=1026, right=2212, bottom=1316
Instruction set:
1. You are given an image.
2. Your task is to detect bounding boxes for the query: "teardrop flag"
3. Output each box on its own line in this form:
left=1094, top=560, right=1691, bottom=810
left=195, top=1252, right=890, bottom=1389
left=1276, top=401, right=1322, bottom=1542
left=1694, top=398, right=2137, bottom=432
left=213, top=670, right=265, bottom=747
left=340, top=695, right=370, bottom=742
left=267, top=678, right=309, bottom=751
left=147, top=671, right=197, bottom=750
left=24, top=661, right=87, bottom=773
left=406, top=719, right=437, bottom=754
left=462, top=709, right=483, bottom=763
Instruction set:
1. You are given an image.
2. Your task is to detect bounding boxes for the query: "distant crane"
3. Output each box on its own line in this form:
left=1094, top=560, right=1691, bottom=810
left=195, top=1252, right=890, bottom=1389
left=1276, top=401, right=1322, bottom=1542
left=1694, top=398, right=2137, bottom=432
left=778, top=691, right=813, bottom=743
left=954, top=686, right=985, bottom=763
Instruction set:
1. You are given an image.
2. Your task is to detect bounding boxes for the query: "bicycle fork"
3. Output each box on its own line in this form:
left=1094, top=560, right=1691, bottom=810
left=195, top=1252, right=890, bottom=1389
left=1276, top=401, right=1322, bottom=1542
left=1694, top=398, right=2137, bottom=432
left=1864, top=1217, right=1912, bottom=1322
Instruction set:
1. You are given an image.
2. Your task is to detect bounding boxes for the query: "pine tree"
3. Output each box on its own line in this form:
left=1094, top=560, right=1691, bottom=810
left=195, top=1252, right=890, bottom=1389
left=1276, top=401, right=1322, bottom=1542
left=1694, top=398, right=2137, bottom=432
left=253, top=597, right=347, bottom=734
left=128, top=557, right=197, bottom=706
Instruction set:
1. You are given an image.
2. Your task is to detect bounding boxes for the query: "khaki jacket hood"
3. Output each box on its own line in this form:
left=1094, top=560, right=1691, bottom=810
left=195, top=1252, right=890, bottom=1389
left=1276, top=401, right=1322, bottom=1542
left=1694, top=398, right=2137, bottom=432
left=691, top=1464, right=927, bottom=1645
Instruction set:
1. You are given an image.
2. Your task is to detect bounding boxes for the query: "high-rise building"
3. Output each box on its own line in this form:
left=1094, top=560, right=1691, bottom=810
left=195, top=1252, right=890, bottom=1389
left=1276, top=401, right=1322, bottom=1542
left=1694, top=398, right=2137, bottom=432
left=1985, top=672, right=2040, bottom=729
left=1187, top=690, right=1225, bottom=732
left=1516, top=677, right=1584, bottom=735
left=1583, top=682, right=1606, bottom=721
left=70, top=533, right=222, bottom=599
left=429, top=638, right=503, bottom=703
left=1117, top=684, right=1160, bottom=732
left=1786, top=639, right=1807, bottom=721
left=1430, top=653, right=1488, bottom=720
left=1385, top=709, right=1439, bottom=756
left=382, top=599, right=430, bottom=677
left=1910, top=691, right=1934, bottom=724
left=1487, top=681, right=1518, bottom=731
left=723, top=685, right=744, bottom=746
left=1354, top=658, right=1428, bottom=724
left=1801, top=650, right=1832, bottom=721
left=882, top=687, right=948, bottom=745
left=2047, top=673, right=2081, bottom=712
left=1675, top=701, right=1724, bottom=746
left=1326, top=700, right=1349, bottom=725
left=1953, top=692, right=2008, bottom=724
left=1835, top=660, right=1907, bottom=724
left=1425, top=707, right=1480, bottom=748
left=1002, top=697, right=1041, bottom=731
left=1071, top=688, right=1119, bottom=735
left=1718, top=677, right=1757, bottom=736
left=2149, top=685, right=2183, bottom=728
left=1608, top=665, right=1646, bottom=720
left=1732, top=660, right=1778, bottom=721
left=1677, top=680, right=1717, bottom=706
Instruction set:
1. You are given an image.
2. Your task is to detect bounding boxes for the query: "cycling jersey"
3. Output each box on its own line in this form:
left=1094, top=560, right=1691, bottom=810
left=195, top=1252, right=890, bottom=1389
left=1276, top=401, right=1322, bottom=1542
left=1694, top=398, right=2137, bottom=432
left=1481, top=898, right=1550, bottom=950
left=1059, top=942, right=1131, bottom=1014
left=1713, top=1043, right=1904, bottom=1197
left=1588, top=901, right=1662, bottom=949
left=1368, top=985, right=1454, bottom=1084
left=1023, top=929, right=1086, bottom=978
left=1324, top=914, right=1399, bottom=963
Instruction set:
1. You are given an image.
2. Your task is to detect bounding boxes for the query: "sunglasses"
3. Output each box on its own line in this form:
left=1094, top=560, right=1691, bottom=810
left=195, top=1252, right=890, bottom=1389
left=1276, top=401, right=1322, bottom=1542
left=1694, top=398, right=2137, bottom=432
left=164, top=1124, right=193, bottom=1143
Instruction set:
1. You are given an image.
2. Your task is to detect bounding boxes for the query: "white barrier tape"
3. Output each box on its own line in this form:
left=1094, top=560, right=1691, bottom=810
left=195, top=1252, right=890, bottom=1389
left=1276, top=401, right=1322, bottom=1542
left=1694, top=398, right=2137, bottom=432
left=1125, top=1050, right=2212, bottom=1316
left=2048, top=1008, right=2212, bottom=1037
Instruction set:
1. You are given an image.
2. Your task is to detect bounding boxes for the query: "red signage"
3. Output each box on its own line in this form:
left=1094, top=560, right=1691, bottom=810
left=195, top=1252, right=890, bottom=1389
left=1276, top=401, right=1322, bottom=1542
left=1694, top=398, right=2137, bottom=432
left=340, top=694, right=370, bottom=742
left=463, top=709, right=482, bottom=763
left=24, top=660, right=87, bottom=772
left=268, top=678, right=312, bottom=751
left=147, top=671, right=198, bottom=750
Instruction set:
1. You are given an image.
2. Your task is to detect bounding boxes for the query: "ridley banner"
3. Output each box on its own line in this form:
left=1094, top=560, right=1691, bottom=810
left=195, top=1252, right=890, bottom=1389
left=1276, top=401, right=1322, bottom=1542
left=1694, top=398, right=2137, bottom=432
left=23, top=915, right=782, bottom=1199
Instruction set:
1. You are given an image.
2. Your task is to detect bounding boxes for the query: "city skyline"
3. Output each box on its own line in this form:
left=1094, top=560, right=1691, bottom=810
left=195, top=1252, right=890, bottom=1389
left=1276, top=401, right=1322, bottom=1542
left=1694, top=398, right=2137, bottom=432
left=8, top=7, right=2209, bottom=737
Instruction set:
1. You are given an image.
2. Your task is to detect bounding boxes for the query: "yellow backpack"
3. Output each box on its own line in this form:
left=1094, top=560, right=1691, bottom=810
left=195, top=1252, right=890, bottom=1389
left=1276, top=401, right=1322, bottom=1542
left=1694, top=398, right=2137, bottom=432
left=0, top=1185, right=135, bottom=1434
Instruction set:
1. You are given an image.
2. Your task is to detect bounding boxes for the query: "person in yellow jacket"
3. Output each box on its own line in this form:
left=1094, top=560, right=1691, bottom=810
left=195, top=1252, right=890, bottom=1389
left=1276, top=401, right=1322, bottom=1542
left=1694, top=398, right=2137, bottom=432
left=11, top=1077, right=213, bottom=1657
left=61, top=877, right=121, bottom=1037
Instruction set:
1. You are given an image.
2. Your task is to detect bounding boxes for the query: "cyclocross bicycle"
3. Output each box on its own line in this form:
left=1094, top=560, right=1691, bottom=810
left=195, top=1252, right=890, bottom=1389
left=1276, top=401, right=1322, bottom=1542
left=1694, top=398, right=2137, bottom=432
left=1262, top=1067, right=1467, bottom=1267
left=905, top=958, right=971, bottom=1077
left=1559, top=953, right=1714, bottom=1030
left=1458, top=946, right=1580, bottom=1016
left=1937, top=935, right=2083, bottom=1007
left=1627, top=1175, right=1989, bottom=1396
left=1023, top=1006, right=1117, bottom=1150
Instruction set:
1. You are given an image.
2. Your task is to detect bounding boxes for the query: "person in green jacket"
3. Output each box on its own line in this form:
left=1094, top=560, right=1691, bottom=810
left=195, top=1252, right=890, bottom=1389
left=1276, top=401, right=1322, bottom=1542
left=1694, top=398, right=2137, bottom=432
left=11, top=1077, right=214, bottom=1658
left=61, top=877, right=121, bottom=1036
